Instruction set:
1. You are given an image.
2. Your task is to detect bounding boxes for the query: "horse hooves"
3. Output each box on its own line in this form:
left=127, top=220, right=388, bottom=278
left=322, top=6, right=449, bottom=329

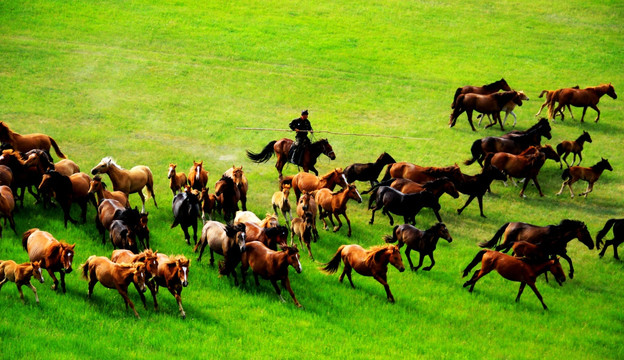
left=569, top=273, right=574, bottom=279
left=423, top=267, right=432, bottom=271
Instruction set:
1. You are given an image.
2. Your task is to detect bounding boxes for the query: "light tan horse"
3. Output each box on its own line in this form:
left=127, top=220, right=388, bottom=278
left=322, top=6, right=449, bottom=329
left=81, top=255, right=148, bottom=318
left=22, top=228, right=75, bottom=293
left=296, top=191, right=318, bottom=242
left=291, top=168, right=348, bottom=201
left=0, top=185, right=16, bottom=237
left=90, top=157, right=157, bottom=213
left=0, top=121, right=66, bottom=160
left=167, top=163, right=187, bottom=195
left=315, top=185, right=362, bottom=237
left=272, top=184, right=292, bottom=226
left=0, top=260, right=45, bottom=303
left=88, top=175, right=130, bottom=207
left=291, top=212, right=314, bottom=260
left=234, top=210, right=262, bottom=225
left=188, top=160, right=209, bottom=191
left=224, top=165, right=248, bottom=211
left=54, top=159, right=80, bottom=177
left=548, top=83, right=617, bottom=122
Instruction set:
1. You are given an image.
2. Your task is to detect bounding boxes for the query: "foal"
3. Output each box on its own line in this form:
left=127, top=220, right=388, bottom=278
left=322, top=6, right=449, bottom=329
left=383, top=223, right=452, bottom=271
left=291, top=212, right=315, bottom=260
left=556, top=158, right=612, bottom=198
left=315, top=184, right=362, bottom=237
left=167, top=163, right=188, bottom=195
left=0, top=260, right=44, bottom=303
left=556, top=131, right=592, bottom=168
left=271, top=184, right=293, bottom=226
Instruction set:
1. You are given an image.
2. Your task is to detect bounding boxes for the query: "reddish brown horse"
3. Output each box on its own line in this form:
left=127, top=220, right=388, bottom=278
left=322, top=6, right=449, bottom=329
left=88, top=175, right=130, bottom=207
left=556, top=131, right=592, bottom=168
left=200, top=187, right=217, bottom=222
left=484, top=148, right=547, bottom=198
left=246, top=138, right=336, bottom=178
left=22, top=228, right=75, bottom=293
left=244, top=223, right=289, bottom=251
left=0, top=185, right=17, bottom=237
left=535, top=86, right=579, bottom=117
left=450, top=91, right=523, bottom=131
left=364, top=177, right=460, bottom=200
left=451, top=78, right=511, bottom=108
left=54, top=159, right=80, bottom=177
left=188, top=160, right=209, bottom=191
left=148, top=253, right=190, bottom=319
left=556, top=158, right=612, bottom=198
left=382, top=162, right=463, bottom=184
left=0, top=122, right=66, bottom=160
left=167, top=163, right=187, bottom=195
left=241, top=242, right=303, bottom=307
left=0, top=260, right=45, bottom=303
left=290, top=168, right=348, bottom=201
left=214, top=175, right=240, bottom=222
left=462, top=250, right=565, bottom=310
left=315, top=184, right=362, bottom=237
left=547, top=83, right=617, bottom=122
left=111, top=249, right=159, bottom=309
left=81, top=256, right=148, bottom=318
left=321, top=244, right=405, bottom=303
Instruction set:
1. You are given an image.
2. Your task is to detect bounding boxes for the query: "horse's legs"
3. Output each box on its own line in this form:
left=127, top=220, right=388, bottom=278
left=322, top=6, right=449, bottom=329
left=87, top=277, right=97, bottom=297
left=614, top=242, right=621, bottom=260
left=319, top=209, right=328, bottom=231
left=511, top=111, right=518, bottom=127
left=339, top=264, right=355, bottom=288
left=116, top=284, right=140, bottom=318
left=181, top=225, right=191, bottom=245
left=599, top=239, right=612, bottom=258
left=59, top=271, right=66, bottom=293
left=16, top=283, right=25, bottom=302
left=27, top=282, right=39, bottom=303
left=192, top=223, right=198, bottom=246
left=580, top=182, right=594, bottom=198
left=457, top=195, right=474, bottom=215
left=559, top=251, right=575, bottom=279
left=168, top=287, right=186, bottom=319
left=343, top=213, right=352, bottom=237
left=527, top=282, right=548, bottom=310
left=147, top=281, right=159, bottom=310
left=373, top=273, right=394, bottom=303
left=405, top=248, right=415, bottom=270
left=386, top=211, right=394, bottom=226
left=270, top=279, right=285, bottom=303
left=477, top=196, right=486, bottom=218
left=133, top=282, right=147, bottom=309
left=332, top=213, right=343, bottom=234
left=423, top=252, right=435, bottom=271
left=306, top=241, right=314, bottom=261
left=79, top=200, right=88, bottom=223
left=580, top=106, right=588, bottom=123
left=566, top=104, right=574, bottom=120
left=281, top=277, right=302, bottom=307
left=414, top=251, right=425, bottom=272
left=47, top=269, right=59, bottom=291
left=253, top=273, right=260, bottom=286
left=467, top=110, right=477, bottom=132
left=562, top=152, right=570, bottom=168
left=590, top=104, right=601, bottom=123
left=515, top=282, right=526, bottom=302
left=369, top=206, right=378, bottom=225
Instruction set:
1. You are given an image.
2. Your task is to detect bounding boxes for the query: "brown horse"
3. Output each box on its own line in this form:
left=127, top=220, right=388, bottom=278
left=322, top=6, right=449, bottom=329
left=0, top=165, right=12, bottom=187
left=0, top=122, right=66, bottom=160
left=556, top=131, right=592, bottom=168
left=477, top=91, right=530, bottom=128
left=462, top=250, right=566, bottom=310
left=0, top=149, right=44, bottom=207
left=485, top=148, right=547, bottom=197
left=214, top=175, right=240, bottom=222
left=88, top=175, right=130, bottom=207
left=272, top=184, right=293, bottom=225
left=384, top=223, right=452, bottom=271
left=547, top=83, right=617, bottom=122
left=96, top=199, right=141, bottom=244
left=54, top=158, right=80, bottom=177
left=344, top=152, right=396, bottom=186
left=381, top=162, right=463, bottom=185
left=81, top=256, right=148, bottom=318
left=241, top=242, right=303, bottom=307
left=223, top=165, right=248, bottom=211
left=167, top=163, right=187, bottom=195
left=22, top=228, right=75, bottom=292
left=90, top=157, right=157, bottom=213
left=200, top=187, right=217, bottom=223
left=246, top=138, right=336, bottom=178
left=451, top=78, right=511, bottom=108
left=321, top=244, right=405, bottom=303
left=450, top=91, right=523, bottom=131
left=315, top=184, right=362, bottom=237
left=147, top=253, right=190, bottom=319
left=188, top=160, right=209, bottom=191
left=364, top=177, right=460, bottom=201
left=244, top=223, right=289, bottom=251
left=535, top=86, right=579, bottom=118
left=111, top=249, right=159, bottom=309
left=291, top=212, right=315, bottom=260
left=556, top=158, right=612, bottom=198
left=296, top=190, right=319, bottom=242
left=290, top=168, right=348, bottom=201
left=0, top=260, right=44, bottom=303
left=0, top=185, right=16, bottom=237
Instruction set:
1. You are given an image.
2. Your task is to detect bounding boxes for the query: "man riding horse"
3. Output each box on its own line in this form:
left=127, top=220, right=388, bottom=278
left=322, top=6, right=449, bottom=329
left=289, top=110, right=313, bottom=165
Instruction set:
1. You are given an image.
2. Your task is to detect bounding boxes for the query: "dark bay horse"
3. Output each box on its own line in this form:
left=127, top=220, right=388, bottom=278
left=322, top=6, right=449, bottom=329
left=171, top=186, right=202, bottom=246
left=246, top=138, right=336, bottom=178
left=479, top=219, right=594, bottom=279
left=38, top=170, right=92, bottom=228
left=556, top=158, right=612, bottom=198
left=597, top=218, right=624, bottom=260
left=344, top=152, right=396, bottom=186
left=223, top=165, right=248, bottom=211
left=0, top=260, right=44, bottom=303
left=22, top=228, right=75, bottom=292
left=451, top=78, right=511, bottom=108
left=368, top=187, right=441, bottom=226
left=241, top=242, right=303, bottom=307
left=315, top=185, right=362, bottom=237
left=384, top=223, right=452, bottom=271
left=321, top=244, right=405, bottom=303
left=0, top=185, right=16, bottom=237
left=214, top=175, right=240, bottom=222
left=450, top=90, right=523, bottom=131
left=462, top=250, right=565, bottom=310
left=556, top=131, right=592, bottom=168
left=148, top=253, right=190, bottom=319
left=364, top=177, right=459, bottom=201
left=547, top=83, right=617, bottom=122
left=194, top=221, right=246, bottom=285
left=243, top=223, right=289, bottom=251
left=0, top=121, right=66, bottom=160
left=455, top=165, right=507, bottom=218
left=96, top=199, right=141, bottom=244
left=109, top=219, right=138, bottom=253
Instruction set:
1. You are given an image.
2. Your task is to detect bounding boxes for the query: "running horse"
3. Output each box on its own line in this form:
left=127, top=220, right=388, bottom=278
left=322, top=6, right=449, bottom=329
left=343, top=152, right=396, bottom=186
left=381, top=162, right=463, bottom=185
left=0, top=260, right=45, bottom=303
left=0, top=122, right=66, bottom=160
left=450, top=91, right=523, bottom=131
left=290, top=168, right=348, bottom=201
left=22, top=228, right=75, bottom=293
left=384, top=223, right=452, bottom=272
left=547, top=83, right=617, bottom=122
left=315, top=184, right=363, bottom=237
left=556, top=158, right=613, bottom=198
left=223, top=165, right=248, bottom=211
left=246, top=138, right=336, bottom=178
left=451, top=78, right=511, bottom=108
left=188, top=160, right=209, bottom=191
left=91, top=157, right=157, bottom=213
left=556, top=131, right=592, bottom=169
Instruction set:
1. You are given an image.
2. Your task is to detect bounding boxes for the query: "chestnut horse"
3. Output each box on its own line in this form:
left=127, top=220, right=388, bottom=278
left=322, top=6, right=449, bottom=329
left=90, top=157, right=157, bottom=213
left=167, top=163, right=187, bottom=195
left=241, top=242, right=303, bottom=307
left=547, top=83, right=617, bottom=122
left=111, top=249, right=159, bottom=309
left=381, top=162, right=463, bottom=185
left=244, top=223, right=289, bottom=251
left=195, top=221, right=246, bottom=285
left=556, top=131, right=592, bottom=168
left=597, top=218, right=624, bottom=260
left=556, top=158, right=612, bottom=198
left=223, top=165, right=248, bottom=211
left=450, top=91, right=523, bottom=131
left=0, top=121, right=66, bottom=160
left=315, top=184, right=362, bottom=237
left=246, top=138, right=336, bottom=178
left=462, top=250, right=565, bottom=310
left=200, top=187, right=217, bottom=223
left=0, top=260, right=44, bottom=303
left=484, top=148, right=547, bottom=198
left=344, top=152, right=396, bottom=186
left=290, top=168, right=348, bottom=201
left=384, top=223, right=452, bottom=271
left=188, top=160, right=209, bottom=191
left=54, top=159, right=80, bottom=177
left=451, top=78, right=511, bottom=108
left=272, top=184, right=293, bottom=226
left=0, top=185, right=16, bottom=237
left=147, top=253, right=190, bottom=319
left=22, top=228, right=75, bottom=292
left=81, top=256, right=148, bottom=318
left=88, top=175, right=130, bottom=207
left=477, top=91, right=530, bottom=128
left=296, top=191, right=319, bottom=242
left=535, top=86, right=579, bottom=118
left=321, top=244, right=405, bottom=303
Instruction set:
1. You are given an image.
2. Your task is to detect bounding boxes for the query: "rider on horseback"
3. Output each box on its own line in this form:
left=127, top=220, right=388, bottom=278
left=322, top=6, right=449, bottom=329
left=289, top=110, right=313, bottom=165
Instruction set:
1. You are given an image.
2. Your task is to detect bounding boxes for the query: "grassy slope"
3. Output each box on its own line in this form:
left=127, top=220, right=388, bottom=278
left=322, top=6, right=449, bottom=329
left=0, top=0, right=623, bottom=359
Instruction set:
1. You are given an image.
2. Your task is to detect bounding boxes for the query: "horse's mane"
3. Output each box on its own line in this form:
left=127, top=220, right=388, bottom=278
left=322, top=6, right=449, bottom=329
left=225, top=223, right=246, bottom=237
left=164, top=255, right=189, bottom=266
left=218, top=175, right=235, bottom=186
left=101, top=157, right=123, bottom=170
left=259, top=214, right=278, bottom=227
left=319, top=168, right=340, bottom=181
left=364, top=244, right=394, bottom=267
left=423, top=165, right=458, bottom=176
left=423, top=177, right=451, bottom=189
left=482, top=79, right=506, bottom=91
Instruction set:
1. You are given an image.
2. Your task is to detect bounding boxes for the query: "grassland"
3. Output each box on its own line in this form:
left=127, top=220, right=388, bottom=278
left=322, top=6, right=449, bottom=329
left=1, top=0, right=623, bottom=359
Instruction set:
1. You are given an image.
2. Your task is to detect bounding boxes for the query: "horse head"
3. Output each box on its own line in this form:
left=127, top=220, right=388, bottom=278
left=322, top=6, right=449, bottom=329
left=606, top=83, right=617, bottom=99
left=280, top=244, right=302, bottom=274
left=538, top=145, right=561, bottom=163
left=143, top=250, right=159, bottom=277
left=347, top=184, right=362, bottom=203
left=318, top=139, right=336, bottom=160
left=88, top=175, right=103, bottom=194
left=434, top=223, right=453, bottom=243
left=499, top=78, right=511, bottom=91
left=226, top=223, right=247, bottom=252
left=576, top=222, right=594, bottom=250
left=60, top=242, right=76, bottom=274
left=31, top=261, right=45, bottom=284
left=168, top=163, right=177, bottom=179
left=298, top=191, right=312, bottom=211
left=598, top=158, right=613, bottom=172
left=132, top=262, right=148, bottom=293
left=385, top=245, right=405, bottom=272
left=91, top=157, right=115, bottom=175
left=175, top=257, right=190, bottom=287
left=549, top=258, right=566, bottom=286
left=582, top=131, right=592, bottom=143
left=331, top=168, right=348, bottom=188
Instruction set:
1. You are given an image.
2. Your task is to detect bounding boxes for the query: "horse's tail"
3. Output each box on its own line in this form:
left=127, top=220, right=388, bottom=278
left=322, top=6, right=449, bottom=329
left=449, top=94, right=465, bottom=125
left=547, top=89, right=560, bottom=119
left=483, top=152, right=494, bottom=169
left=383, top=225, right=400, bottom=244
left=478, top=223, right=510, bottom=248
left=21, top=228, right=38, bottom=251
left=380, top=164, right=394, bottom=182
left=596, top=219, right=617, bottom=250
left=451, top=87, right=463, bottom=109
left=561, top=168, right=571, bottom=180
left=463, top=250, right=487, bottom=277
left=143, top=168, right=157, bottom=206
left=464, top=139, right=483, bottom=166
left=556, top=143, right=565, bottom=156
left=361, top=178, right=394, bottom=195
left=48, top=136, right=67, bottom=159
left=320, top=245, right=345, bottom=274
left=246, top=141, right=277, bottom=163
left=81, top=255, right=96, bottom=280
left=538, top=90, right=549, bottom=98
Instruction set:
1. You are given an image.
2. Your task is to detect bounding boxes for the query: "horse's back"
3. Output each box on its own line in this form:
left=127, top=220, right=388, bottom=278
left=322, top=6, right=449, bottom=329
left=234, top=211, right=261, bottom=225
left=111, top=249, right=135, bottom=263
left=292, top=172, right=319, bottom=192
left=69, top=172, right=91, bottom=197
left=55, top=159, right=80, bottom=177
left=25, top=230, right=56, bottom=261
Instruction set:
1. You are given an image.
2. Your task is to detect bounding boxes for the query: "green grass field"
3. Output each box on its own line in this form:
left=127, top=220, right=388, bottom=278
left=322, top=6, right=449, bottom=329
left=1, top=1, right=623, bottom=359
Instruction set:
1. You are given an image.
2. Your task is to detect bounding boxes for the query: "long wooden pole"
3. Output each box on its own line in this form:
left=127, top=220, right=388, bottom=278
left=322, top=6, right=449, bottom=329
left=235, top=127, right=432, bottom=141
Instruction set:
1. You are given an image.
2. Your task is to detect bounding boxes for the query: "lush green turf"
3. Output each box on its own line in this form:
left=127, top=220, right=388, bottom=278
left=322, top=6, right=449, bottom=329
left=1, top=0, right=623, bottom=359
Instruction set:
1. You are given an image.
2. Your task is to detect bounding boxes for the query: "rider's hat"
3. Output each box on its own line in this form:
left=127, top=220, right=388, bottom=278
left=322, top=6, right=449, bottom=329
left=301, top=110, right=309, bottom=116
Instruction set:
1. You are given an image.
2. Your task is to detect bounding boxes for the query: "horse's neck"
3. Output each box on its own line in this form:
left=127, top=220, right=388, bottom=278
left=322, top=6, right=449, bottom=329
left=274, top=253, right=290, bottom=273
left=106, top=165, right=126, bottom=187
left=423, top=229, right=439, bottom=247
left=592, top=164, right=607, bottom=175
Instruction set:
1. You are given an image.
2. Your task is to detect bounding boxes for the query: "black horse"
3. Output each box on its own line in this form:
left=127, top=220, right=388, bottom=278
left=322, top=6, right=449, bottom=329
left=344, top=152, right=396, bottom=186
left=384, top=222, right=452, bottom=271
left=597, top=218, right=624, bottom=260
left=110, top=219, right=139, bottom=253
left=368, top=187, right=441, bottom=226
left=455, top=165, right=507, bottom=218
left=171, top=186, right=202, bottom=245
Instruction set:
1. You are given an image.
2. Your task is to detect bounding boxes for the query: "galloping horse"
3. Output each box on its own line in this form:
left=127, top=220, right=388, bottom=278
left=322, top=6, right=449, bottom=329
left=167, top=163, right=187, bottom=195
left=147, top=253, right=190, bottom=319
left=38, top=170, right=92, bottom=227
left=243, top=223, right=289, bottom=251
left=384, top=223, right=452, bottom=272
left=344, top=152, right=396, bottom=186
left=109, top=219, right=138, bottom=253
left=291, top=212, right=315, bottom=260
left=88, top=175, right=130, bottom=207
left=0, top=185, right=17, bottom=237
left=223, top=165, right=248, bottom=211
left=241, top=242, right=303, bottom=307
left=535, top=86, right=579, bottom=118
left=462, top=250, right=565, bottom=310
left=368, top=187, right=441, bottom=226
left=195, top=221, right=246, bottom=285
left=556, top=158, right=612, bottom=198
left=321, top=244, right=405, bottom=303
left=272, top=184, right=292, bottom=225
left=455, top=165, right=508, bottom=217
left=96, top=199, right=141, bottom=245
left=364, top=177, right=459, bottom=201
left=246, top=138, right=336, bottom=178
left=0, top=260, right=44, bottom=303
left=597, top=218, right=624, bottom=260
left=290, top=168, right=348, bottom=201
left=296, top=191, right=319, bottom=242
left=547, top=83, right=617, bottom=122
left=450, top=91, right=523, bottom=131
left=188, top=160, right=209, bottom=191
left=0, top=122, right=66, bottom=160
left=556, top=131, right=592, bottom=168
left=214, top=175, right=240, bottom=222
left=478, top=219, right=594, bottom=279
left=90, top=157, right=157, bottom=213
left=381, top=162, right=463, bottom=184
left=451, top=78, right=511, bottom=108
left=200, top=187, right=217, bottom=223
left=484, top=148, right=548, bottom=198
left=315, top=184, right=362, bottom=237
left=171, top=186, right=202, bottom=246
left=111, top=249, right=159, bottom=309
left=22, top=228, right=75, bottom=292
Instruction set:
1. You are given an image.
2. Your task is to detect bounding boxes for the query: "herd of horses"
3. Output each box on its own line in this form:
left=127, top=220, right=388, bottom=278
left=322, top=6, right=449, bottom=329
left=0, top=79, right=621, bottom=316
